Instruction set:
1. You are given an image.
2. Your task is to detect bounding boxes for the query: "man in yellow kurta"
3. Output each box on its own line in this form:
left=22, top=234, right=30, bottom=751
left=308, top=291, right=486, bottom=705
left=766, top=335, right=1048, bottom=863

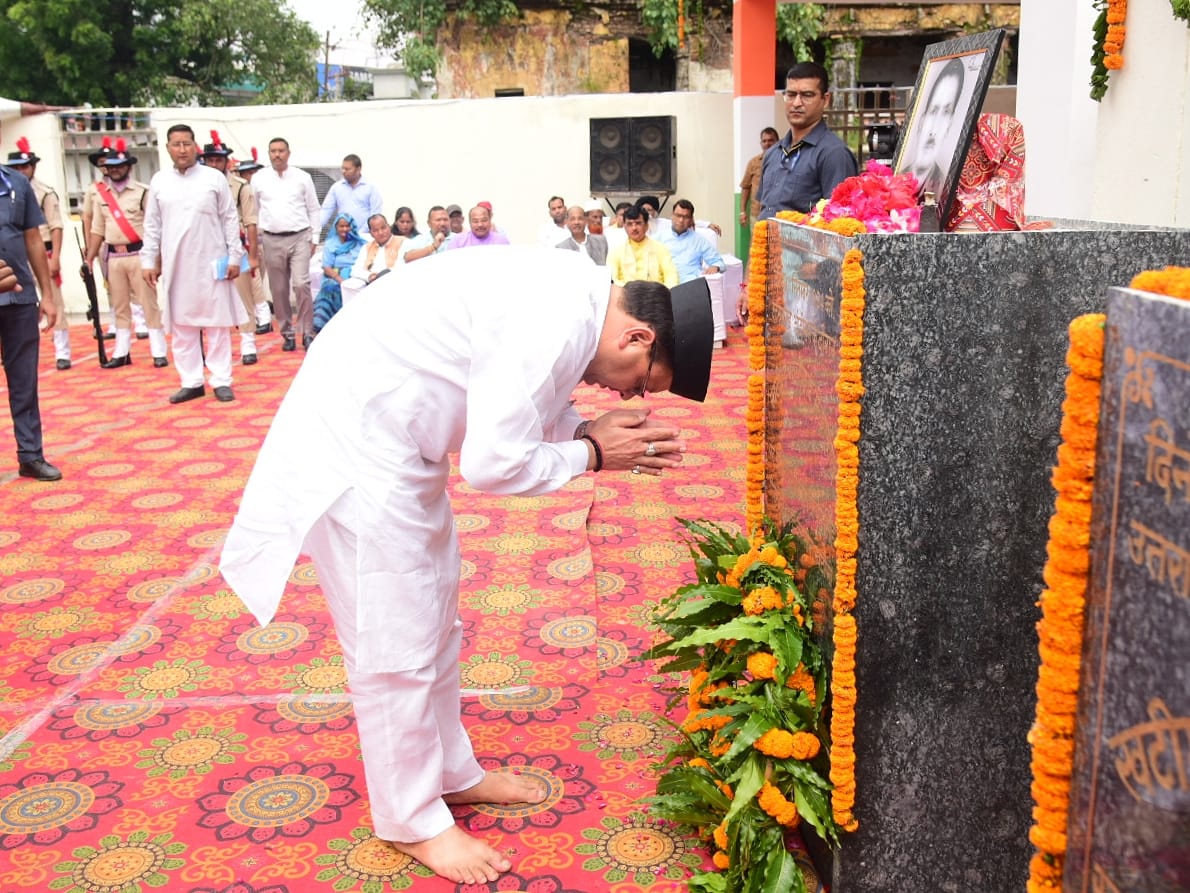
left=606, top=204, right=678, bottom=288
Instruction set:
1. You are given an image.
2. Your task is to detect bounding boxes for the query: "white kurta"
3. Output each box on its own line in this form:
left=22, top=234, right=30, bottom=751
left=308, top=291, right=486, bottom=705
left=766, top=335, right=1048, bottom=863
left=141, top=163, right=246, bottom=330
left=219, top=247, right=609, bottom=672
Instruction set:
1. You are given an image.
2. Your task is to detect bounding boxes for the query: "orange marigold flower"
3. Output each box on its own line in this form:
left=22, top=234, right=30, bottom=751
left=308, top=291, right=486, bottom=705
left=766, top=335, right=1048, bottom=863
left=791, top=731, right=822, bottom=760
left=712, top=851, right=731, bottom=870
left=747, top=651, right=778, bottom=680
left=754, top=728, right=795, bottom=759
left=758, top=781, right=800, bottom=826
left=713, top=821, right=728, bottom=850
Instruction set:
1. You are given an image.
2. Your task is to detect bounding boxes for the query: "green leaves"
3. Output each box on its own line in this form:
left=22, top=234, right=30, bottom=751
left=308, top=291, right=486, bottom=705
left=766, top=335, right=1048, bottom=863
left=0, top=0, right=318, bottom=106
left=362, top=0, right=518, bottom=78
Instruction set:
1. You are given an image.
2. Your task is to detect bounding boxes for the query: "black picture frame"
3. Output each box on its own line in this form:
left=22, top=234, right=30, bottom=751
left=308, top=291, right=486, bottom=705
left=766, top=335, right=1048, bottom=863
left=893, top=29, right=1005, bottom=223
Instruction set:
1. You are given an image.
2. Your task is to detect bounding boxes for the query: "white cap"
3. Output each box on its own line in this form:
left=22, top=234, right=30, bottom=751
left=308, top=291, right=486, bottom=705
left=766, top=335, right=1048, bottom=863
left=584, top=198, right=605, bottom=214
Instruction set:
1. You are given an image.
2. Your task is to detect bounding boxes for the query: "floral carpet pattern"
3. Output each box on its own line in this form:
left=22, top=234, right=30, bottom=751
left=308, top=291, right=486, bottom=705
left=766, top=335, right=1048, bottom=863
left=0, top=325, right=756, bottom=893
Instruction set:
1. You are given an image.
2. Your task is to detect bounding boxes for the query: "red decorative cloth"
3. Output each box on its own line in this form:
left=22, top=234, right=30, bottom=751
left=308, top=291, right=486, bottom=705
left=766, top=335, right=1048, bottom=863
left=947, top=114, right=1048, bottom=231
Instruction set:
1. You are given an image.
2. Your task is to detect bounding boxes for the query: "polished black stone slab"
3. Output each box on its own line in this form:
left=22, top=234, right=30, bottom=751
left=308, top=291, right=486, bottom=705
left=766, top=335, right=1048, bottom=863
left=763, top=223, right=1190, bottom=893
left=1063, top=287, right=1190, bottom=893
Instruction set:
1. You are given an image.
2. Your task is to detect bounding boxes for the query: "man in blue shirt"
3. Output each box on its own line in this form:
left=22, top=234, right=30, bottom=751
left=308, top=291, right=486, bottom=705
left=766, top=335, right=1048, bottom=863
left=319, top=154, right=384, bottom=235
left=0, top=165, right=60, bottom=480
left=757, top=61, right=858, bottom=220
left=660, top=199, right=724, bottom=284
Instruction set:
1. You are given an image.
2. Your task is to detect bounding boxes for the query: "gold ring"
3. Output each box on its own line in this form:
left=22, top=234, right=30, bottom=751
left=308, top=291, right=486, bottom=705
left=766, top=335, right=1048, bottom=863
left=631, top=465, right=641, bottom=475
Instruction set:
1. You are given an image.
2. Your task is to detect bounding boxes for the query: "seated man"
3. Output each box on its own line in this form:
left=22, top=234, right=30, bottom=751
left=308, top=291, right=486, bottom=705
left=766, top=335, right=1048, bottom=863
left=659, top=199, right=724, bottom=284
left=341, top=213, right=407, bottom=304
left=607, top=205, right=677, bottom=288
left=556, top=205, right=607, bottom=265
left=447, top=205, right=510, bottom=249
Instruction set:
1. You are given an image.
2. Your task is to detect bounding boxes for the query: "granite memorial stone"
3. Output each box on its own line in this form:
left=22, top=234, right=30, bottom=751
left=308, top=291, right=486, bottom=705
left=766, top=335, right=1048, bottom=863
left=761, top=221, right=1190, bottom=892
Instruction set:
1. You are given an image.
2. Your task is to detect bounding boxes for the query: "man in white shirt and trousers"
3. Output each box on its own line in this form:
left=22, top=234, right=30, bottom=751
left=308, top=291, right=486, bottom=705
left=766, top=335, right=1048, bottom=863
left=250, top=137, right=320, bottom=351
left=220, top=247, right=713, bottom=885
left=141, top=124, right=246, bottom=404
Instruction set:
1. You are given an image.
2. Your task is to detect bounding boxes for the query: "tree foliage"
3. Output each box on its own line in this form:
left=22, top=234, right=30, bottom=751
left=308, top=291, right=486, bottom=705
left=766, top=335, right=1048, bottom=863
left=0, top=0, right=319, bottom=107
left=776, top=3, right=825, bottom=63
left=362, top=0, right=517, bottom=78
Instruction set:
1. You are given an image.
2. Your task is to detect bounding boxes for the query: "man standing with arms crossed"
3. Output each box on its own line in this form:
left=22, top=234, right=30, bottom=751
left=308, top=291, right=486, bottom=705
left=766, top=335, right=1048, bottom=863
left=251, top=138, right=319, bottom=352
left=142, top=124, right=245, bottom=404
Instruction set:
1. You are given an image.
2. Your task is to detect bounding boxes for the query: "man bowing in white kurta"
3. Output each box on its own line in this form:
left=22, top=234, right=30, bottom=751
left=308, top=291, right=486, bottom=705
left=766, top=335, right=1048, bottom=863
left=219, top=247, right=714, bottom=885
left=142, top=123, right=246, bottom=404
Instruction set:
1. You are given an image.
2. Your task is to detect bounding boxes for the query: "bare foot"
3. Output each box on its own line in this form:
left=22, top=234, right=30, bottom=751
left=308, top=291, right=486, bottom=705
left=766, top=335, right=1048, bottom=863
left=444, top=769, right=548, bottom=806
left=391, top=825, right=510, bottom=885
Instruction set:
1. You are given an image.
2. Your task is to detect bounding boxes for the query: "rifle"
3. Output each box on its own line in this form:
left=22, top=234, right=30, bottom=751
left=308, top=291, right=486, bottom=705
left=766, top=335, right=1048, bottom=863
left=75, top=227, right=107, bottom=365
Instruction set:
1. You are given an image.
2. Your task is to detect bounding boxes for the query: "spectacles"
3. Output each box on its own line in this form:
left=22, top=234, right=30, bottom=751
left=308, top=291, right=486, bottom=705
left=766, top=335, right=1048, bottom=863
left=632, top=342, right=657, bottom=399
left=783, top=90, right=821, bottom=102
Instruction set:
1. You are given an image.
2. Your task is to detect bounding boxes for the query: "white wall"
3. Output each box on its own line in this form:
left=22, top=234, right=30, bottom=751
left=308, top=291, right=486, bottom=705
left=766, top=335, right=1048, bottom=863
left=1016, top=0, right=1100, bottom=221
left=1019, top=0, right=1190, bottom=226
left=1090, top=7, right=1190, bottom=226
left=3, top=92, right=735, bottom=313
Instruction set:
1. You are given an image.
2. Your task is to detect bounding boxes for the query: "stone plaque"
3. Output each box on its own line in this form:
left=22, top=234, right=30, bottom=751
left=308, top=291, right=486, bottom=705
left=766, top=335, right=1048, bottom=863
left=1064, top=287, right=1190, bottom=893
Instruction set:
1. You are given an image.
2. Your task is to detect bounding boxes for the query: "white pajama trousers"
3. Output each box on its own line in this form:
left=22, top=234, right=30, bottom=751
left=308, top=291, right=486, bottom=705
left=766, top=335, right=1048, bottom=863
left=302, top=498, right=484, bottom=843
left=171, top=325, right=232, bottom=389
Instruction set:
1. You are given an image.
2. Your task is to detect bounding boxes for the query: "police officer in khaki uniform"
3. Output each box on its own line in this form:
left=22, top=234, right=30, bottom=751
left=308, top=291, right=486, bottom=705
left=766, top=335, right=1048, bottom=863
left=6, top=139, right=70, bottom=370
left=83, top=140, right=168, bottom=368
left=199, top=134, right=270, bottom=365
left=231, top=149, right=272, bottom=336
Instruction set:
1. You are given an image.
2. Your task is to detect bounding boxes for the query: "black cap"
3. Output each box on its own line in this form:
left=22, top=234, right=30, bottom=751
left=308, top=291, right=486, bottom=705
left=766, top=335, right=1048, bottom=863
left=6, top=138, right=39, bottom=166
left=667, top=278, right=714, bottom=402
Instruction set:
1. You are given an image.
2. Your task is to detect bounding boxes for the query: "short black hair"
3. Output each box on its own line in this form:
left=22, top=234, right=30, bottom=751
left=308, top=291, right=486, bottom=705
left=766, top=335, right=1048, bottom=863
left=761, top=126, right=780, bottom=139
left=621, top=280, right=675, bottom=376
left=614, top=201, right=633, bottom=213
left=636, top=195, right=661, bottom=211
left=268, top=137, right=290, bottom=150
left=343, top=153, right=362, bottom=167
left=674, top=198, right=695, bottom=215
left=367, top=213, right=388, bottom=228
left=166, top=124, right=195, bottom=140
left=786, top=61, right=830, bottom=95
left=623, top=204, right=648, bottom=224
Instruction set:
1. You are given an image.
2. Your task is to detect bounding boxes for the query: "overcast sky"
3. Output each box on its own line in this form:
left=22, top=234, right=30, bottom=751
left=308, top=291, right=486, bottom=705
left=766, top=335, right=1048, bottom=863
left=288, top=0, right=396, bottom=68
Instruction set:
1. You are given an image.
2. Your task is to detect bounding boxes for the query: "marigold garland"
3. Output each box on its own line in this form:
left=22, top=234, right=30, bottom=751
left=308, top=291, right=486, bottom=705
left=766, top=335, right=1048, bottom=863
left=1026, top=312, right=1104, bottom=893
left=1130, top=265, right=1190, bottom=298
left=1090, top=0, right=1127, bottom=100
left=829, top=246, right=865, bottom=833
left=744, top=220, right=770, bottom=532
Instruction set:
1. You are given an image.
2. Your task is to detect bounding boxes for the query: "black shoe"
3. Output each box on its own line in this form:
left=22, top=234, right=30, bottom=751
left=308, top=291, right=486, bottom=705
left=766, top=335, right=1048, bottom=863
left=153, top=357, right=169, bottom=368
left=282, top=336, right=296, bottom=352
left=135, top=331, right=149, bottom=340
left=302, top=334, right=313, bottom=350
left=242, top=353, right=258, bottom=366
left=168, top=385, right=205, bottom=404
left=101, top=332, right=116, bottom=340
left=213, top=386, right=235, bottom=402
left=56, top=359, right=71, bottom=371
left=255, top=323, right=272, bottom=335
left=18, top=459, right=62, bottom=482
left=101, top=354, right=131, bottom=369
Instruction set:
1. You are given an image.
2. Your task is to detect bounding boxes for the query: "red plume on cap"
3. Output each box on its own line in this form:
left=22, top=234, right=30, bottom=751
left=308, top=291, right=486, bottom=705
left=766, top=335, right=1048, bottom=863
left=101, top=136, right=112, bottom=150
left=116, top=138, right=127, bottom=154
left=210, top=129, right=223, bottom=149
left=251, top=147, right=258, bottom=161
left=16, top=136, right=30, bottom=154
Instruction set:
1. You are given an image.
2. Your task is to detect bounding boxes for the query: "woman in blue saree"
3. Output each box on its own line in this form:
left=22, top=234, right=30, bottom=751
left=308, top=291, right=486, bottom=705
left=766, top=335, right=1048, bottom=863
left=313, top=213, right=366, bottom=333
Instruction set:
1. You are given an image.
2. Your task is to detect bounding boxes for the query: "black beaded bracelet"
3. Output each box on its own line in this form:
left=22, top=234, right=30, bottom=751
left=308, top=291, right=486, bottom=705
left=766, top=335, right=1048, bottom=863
left=580, top=434, right=603, bottom=472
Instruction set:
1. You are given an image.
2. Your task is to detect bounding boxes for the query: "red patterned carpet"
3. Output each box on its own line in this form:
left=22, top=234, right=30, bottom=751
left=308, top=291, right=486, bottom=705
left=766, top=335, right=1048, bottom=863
left=0, top=323, right=752, bottom=893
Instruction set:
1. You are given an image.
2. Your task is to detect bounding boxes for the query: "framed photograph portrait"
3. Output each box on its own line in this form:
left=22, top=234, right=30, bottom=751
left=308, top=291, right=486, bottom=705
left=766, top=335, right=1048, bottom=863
left=893, top=29, right=1005, bottom=222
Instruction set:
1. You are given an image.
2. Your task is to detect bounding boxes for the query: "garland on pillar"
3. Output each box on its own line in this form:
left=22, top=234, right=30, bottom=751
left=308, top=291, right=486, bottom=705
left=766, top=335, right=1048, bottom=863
left=1090, top=0, right=1127, bottom=101
left=1026, top=313, right=1104, bottom=893
left=743, top=220, right=770, bottom=532
left=829, top=246, right=866, bottom=832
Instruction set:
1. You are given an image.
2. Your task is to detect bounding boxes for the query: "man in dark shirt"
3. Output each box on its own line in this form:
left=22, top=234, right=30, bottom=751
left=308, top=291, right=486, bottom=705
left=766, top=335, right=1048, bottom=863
left=0, top=165, right=59, bottom=480
left=757, top=61, right=858, bottom=220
